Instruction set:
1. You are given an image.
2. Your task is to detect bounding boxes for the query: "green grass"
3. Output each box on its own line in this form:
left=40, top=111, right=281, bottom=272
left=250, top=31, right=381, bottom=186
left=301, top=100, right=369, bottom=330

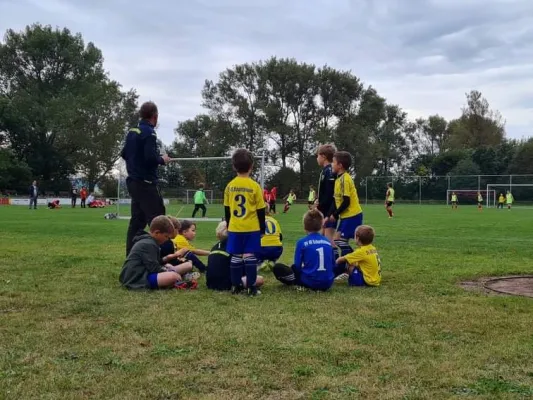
left=1, top=204, right=533, bottom=399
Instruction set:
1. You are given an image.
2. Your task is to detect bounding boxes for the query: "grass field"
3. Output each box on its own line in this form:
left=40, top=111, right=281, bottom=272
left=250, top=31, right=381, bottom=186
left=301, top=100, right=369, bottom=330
left=1, top=204, right=533, bottom=399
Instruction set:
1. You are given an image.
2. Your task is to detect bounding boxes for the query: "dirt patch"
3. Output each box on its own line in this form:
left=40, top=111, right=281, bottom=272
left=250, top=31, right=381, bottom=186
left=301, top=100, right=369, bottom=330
left=460, top=275, right=533, bottom=298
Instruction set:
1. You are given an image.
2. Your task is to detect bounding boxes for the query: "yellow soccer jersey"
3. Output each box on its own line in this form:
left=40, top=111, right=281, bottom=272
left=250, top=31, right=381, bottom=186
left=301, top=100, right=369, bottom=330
left=334, top=172, right=362, bottom=219
left=261, top=216, right=282, bottom=247
left=224, top=176, right=266, bottom=233
left=345, top=244, right=381, bottom=286
left=172, top=234, right=194, bottom=250
left=498, top=195, right=505, bottom=203
left=451, top=194, right=458, bottom=202
left=506, top=193, right=514, bottom=204
left=477, top=194, right=483, bottom=202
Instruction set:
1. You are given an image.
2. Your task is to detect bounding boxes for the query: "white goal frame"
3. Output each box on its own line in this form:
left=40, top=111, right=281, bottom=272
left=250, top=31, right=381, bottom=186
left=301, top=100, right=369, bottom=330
left=115, top=153, right=266, bottom=221
left=486, top=183, right=533, bottom=208
left=446, top=189, right=494, bottom=205
left=186, top=189, right=214, bottom=205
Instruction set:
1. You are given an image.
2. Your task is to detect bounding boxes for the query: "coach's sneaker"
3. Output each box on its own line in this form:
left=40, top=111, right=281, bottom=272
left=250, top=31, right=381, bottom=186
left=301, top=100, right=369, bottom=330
left=247, top=286, right=260, bottom=297
left=231, top=285, right=244, bottom=295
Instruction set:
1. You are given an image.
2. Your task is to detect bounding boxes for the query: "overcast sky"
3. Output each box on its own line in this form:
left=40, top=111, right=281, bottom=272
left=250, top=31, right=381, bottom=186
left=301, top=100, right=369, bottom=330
left=2, top=0, right=533, bottom=145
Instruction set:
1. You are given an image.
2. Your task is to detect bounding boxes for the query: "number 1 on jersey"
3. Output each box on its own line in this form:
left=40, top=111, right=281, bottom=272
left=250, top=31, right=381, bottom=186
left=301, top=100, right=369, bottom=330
left=316, top=247, right=326, bottom=271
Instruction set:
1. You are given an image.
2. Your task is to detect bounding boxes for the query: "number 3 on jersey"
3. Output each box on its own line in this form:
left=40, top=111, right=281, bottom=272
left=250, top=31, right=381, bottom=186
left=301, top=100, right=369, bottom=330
left=233, top=194, right=246, bottom=217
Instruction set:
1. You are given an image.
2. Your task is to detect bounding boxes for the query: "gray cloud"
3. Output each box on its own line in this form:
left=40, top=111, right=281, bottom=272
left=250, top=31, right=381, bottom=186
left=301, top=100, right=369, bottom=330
left=1, top=0, right=533, bottom=144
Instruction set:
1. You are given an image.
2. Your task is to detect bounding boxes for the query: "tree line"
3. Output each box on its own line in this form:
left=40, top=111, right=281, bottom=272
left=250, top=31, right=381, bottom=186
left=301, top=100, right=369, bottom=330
left=2, top=24, right=533, bottom=198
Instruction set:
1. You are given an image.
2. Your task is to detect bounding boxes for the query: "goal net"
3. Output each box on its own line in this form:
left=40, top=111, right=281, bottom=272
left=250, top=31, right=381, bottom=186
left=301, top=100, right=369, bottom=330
left=486, top=184, right=533, bottom=208
left=113, top=154, right=266, bottom=221
left=446, top=189, right=495, bottom=205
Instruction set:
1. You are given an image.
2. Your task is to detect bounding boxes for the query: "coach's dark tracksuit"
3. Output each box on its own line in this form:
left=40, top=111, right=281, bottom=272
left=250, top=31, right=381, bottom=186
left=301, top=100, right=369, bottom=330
left=121, top=120, right=166, bottom=256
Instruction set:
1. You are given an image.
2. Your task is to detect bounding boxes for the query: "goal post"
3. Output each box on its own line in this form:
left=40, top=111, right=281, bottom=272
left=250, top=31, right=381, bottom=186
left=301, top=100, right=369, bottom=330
left=114, top=152, right=266, bottom=221
left=486, top=183, right=533, bottom=208
left=446, top=189, right=494, bottom=205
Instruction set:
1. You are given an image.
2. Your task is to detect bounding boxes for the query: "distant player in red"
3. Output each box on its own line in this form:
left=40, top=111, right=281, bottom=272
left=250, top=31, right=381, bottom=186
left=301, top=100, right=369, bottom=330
left=263, top=188, right=271, bottom=212
left=270, top=186, right=278, bottom=214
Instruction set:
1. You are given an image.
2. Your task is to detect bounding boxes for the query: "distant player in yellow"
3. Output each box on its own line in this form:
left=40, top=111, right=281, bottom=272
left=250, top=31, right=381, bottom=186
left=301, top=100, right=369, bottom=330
left=224, top=149, right=266, bottom=296
left=336, top=225, right=381, bottom=287
left=326, top=151, right=363, bottom=277
left=283, top=190, right=296, bottom=213
left=451, top=192, right=458, bottom=209
left=506, top=191, right=514, bottom=210
left=308, top=185, right=316, bottom=210
left=497, top=193, right=505, bottom=209
left=385, top=182, right=395, bottom=218
left=477, top=192, right=483, bottom=211
left=257, top=212, right=283, bottom=270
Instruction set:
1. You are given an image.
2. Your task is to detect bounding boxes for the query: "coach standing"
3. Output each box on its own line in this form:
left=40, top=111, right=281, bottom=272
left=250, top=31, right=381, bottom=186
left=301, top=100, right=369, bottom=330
left=121, top=101, right=171, bottom=255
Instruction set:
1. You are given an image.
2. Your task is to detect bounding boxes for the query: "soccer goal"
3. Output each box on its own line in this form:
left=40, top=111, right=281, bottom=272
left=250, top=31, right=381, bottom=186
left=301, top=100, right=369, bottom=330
left=486, top=183, right=533, bottom=208
left=114, top=153, right=266, bottom=221
left=446, top=189, right=494, bottom=205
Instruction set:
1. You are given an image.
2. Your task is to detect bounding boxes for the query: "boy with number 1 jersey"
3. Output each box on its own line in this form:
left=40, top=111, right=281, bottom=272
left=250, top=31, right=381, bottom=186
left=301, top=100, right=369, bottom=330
left=224, top=149, right=266, bottom=296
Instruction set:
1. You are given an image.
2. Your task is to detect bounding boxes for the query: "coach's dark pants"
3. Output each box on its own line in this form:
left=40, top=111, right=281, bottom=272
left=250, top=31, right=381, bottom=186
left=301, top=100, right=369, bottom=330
left=192, top=204, right=206, bottom=218
left=126, top=178, right=165, bottom=255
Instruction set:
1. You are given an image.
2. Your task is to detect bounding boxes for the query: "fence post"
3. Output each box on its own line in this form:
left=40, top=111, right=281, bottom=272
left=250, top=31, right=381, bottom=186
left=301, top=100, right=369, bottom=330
left=478, top=175, right=481, bottom=191
left=365, top=177, right=368, bottom=205
left=116, top=173, right=121, bottom=216
left=510, top=174, right=513, bottom=194
left=419, top=175, right=422, bottom=205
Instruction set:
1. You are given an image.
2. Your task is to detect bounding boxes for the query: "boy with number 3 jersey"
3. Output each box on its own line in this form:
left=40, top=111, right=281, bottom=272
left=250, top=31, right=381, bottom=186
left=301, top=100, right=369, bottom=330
left=224, top=149, right=266, bottom=296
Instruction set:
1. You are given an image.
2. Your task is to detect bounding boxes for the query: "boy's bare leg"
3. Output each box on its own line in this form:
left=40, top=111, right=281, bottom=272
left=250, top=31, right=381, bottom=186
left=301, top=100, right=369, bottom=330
left=157, top=271, right=181, bottom=288
left=169, top=261, right=193, bottom=276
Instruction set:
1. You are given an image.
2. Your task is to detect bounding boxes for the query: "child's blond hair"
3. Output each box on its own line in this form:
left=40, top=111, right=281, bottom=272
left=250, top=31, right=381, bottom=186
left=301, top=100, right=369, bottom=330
left=216, top=221, right=228, bottom=241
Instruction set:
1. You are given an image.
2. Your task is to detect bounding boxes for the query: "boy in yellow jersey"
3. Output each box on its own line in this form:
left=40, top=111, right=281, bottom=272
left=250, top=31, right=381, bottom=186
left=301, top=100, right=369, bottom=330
left=477, top=192, right=483, bottom=211
left=224, top=149, right=267, bottom=296
left=498, top=193, right=505, bottom=209
left=308, top=185, right=316, bottom=210
left=257, top=212, right=283, bottom=270
left=385, top=182, right=395, bottom=218
left=451, top=192, right=458, bottom=209
left=283, top=190, right=297, bottom=213
left=326, top=151, right=363, bottom=276
left=506, top=190, right=514, bottom=210
left=336, top=225, right=381, bottom=287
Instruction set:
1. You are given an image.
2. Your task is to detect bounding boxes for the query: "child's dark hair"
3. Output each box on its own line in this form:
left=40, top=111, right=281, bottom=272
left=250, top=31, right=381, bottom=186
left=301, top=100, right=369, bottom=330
left=356, top=225, right=375, bottom=245
left=387, top=182, right=392, bottom=188
left=150, top=216, right=174, bottom=234
left=303, top=209, right=324, bottom=233
left=333, top=151, right=352, bottom=170
left=317, top=144, right=336, bottom=162
left=232, top=149, right=254, bottom=173
left=178, top=220, right=196, bottom=234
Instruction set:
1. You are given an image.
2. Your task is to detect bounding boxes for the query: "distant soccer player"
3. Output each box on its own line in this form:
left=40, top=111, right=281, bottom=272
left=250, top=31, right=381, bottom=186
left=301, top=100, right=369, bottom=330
left=283, top=189, right=296, bottom=213
left=308, top=185, right=316, bottom=210
left=477, top=192, right=483, bottom=211
left=224, top=149, right=266, bottom=296
left=385, top=183, right=395, bottom=218
left=192, top=185, right=208, bottom=218
left=273, top=209, right=335, bottom=291
left=497, top=193, right=505, bottom=209
left=263, top=187, right=272, bottom=213
left=316, top=144, right=337, bottom=242
left=336, top=225, right=382, bottom=287
left=270, top=186, right=278, bottom=214
left=506, top=190, right=514, bottom=210
left=327, top=151, right=363, bottom=272
left=450, top=192, right=458, bottom=209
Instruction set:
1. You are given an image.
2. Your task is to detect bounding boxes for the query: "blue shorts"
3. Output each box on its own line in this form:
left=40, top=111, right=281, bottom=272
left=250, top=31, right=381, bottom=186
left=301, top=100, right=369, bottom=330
left=256, top=246, right=283, bottom=262
left=348, top=269, right=367, bottom=287
left=147, top=273, right=159, bottom=289
left=338, top=213, right=363, bottom=240
left=227, top=231, right=261, bottom=254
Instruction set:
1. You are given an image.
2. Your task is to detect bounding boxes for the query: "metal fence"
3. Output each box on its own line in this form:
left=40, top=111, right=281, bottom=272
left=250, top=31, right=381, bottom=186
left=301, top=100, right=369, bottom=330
left=363, top=175, right=533, bottom=205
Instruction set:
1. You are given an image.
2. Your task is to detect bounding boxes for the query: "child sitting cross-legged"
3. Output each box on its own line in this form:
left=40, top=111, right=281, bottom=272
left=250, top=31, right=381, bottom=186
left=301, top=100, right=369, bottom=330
left=206, top=221, right=264, bottom=291
left=273, top=209, right=335, bottom=291
left=119, top=216, right=193, bottom=290
left=172, top=220, right=209, bottom=272
left=336, top=225, right=382, bottom=287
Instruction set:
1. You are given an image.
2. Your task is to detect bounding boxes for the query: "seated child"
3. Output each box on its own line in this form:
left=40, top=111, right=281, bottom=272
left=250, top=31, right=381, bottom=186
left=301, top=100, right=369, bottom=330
left=206, top=221, right=264, bottom=291
left=273, top=209, right=335, bottom=291
left=160, top=216, right=181, bottom=262
left=256, top=212, right=283, bottom=270
left=172, top=220, right=209, bottom=272
left=48, top=199, right=61, bottom=209
left=336, top=225, right=381, bottom=287
left=119, top=216, right=193, bottom=290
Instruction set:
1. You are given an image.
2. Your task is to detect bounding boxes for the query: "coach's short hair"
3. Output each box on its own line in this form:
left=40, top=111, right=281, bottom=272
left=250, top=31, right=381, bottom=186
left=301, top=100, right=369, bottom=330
left=303, top=209, right=324, bottom=233
left=215, top=221, right=228, bottom=240
left=139, top=101, right=158, bottom=120
left=232, top=149, right=254, bottom=173
left=356, top=225, right=375, bottom=245
left=333, top=151, right=352, bottom=170
left=317, top=144, right=336, bottom=162
left=150, top=216, right=174, bottom=234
